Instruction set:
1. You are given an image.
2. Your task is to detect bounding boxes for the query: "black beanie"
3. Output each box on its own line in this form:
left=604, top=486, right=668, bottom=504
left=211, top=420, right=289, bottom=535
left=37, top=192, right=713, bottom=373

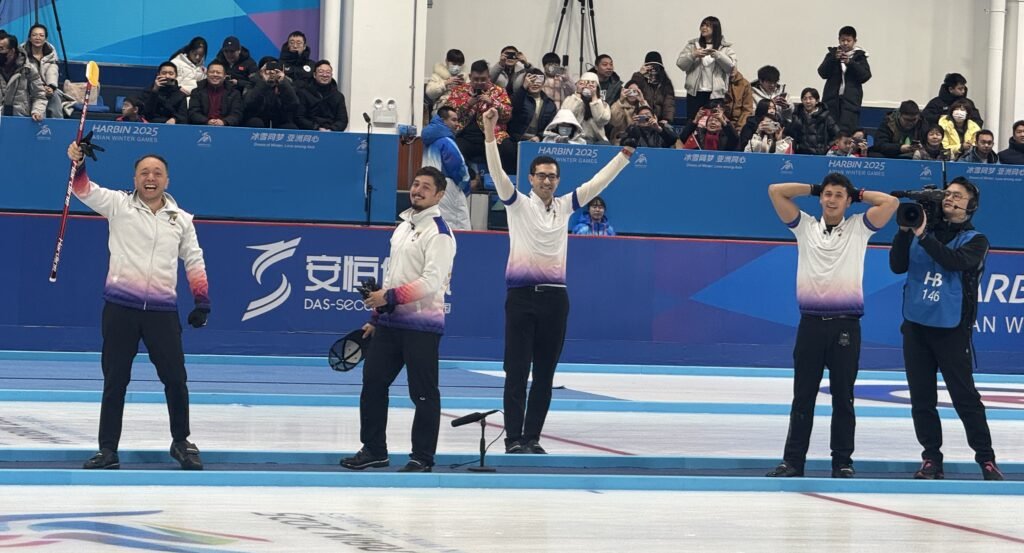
left=644, top=51, right=663, bottom=65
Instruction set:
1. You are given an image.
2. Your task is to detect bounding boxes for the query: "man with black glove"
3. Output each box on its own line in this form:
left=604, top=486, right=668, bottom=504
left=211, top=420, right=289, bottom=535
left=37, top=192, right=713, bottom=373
left=340, top=167, right=456, bottom=473
left=67, top=141, right=210, bottom=472
left=889, top=177, right=1003, bottom=481
left=766, top=175, right=898, bottom=478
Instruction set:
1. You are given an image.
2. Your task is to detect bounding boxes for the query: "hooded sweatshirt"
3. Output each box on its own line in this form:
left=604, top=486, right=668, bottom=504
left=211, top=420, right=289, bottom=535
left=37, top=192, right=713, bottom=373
left=542, top=108, right=586, bottom=144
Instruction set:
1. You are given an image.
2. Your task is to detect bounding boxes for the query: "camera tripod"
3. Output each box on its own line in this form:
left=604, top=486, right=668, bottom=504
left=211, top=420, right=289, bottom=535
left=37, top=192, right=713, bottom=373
left=550, top=0, right=599, bottom=77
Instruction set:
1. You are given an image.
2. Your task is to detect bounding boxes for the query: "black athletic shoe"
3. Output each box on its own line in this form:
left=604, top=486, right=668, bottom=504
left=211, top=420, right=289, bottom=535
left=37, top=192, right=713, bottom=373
left=981, top=461, right=1005, bottom=481
left=505, top=440, right=525, bottom=454
left=340, top=448, right=390, bottom=470
left=170, top=440, right=203, bottom=470
left=913, top=459, right=944, bottom=480
left=523, top=440, right=547, bottom=454
left=398, top=459, right=433, bottom=473
left=765, top=461, right=803, bottom=477
left=83, top=448, right=119, bottom=470
left=831, top=464, right=855, bottom=478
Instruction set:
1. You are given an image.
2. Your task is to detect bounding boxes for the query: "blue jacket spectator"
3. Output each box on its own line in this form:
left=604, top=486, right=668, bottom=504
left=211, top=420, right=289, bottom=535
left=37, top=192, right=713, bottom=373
left=423, top=108, right=471, bottom=230
left=571, top=196, right=615, bottom=236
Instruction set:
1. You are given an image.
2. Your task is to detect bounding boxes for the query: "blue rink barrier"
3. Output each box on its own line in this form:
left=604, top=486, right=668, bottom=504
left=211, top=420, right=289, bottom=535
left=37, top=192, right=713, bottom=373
left=0, top=117, right=398, bottom=224
left=516, top=141, right=1024, bottom=248
left=2, top=213, right=1023, bottom=371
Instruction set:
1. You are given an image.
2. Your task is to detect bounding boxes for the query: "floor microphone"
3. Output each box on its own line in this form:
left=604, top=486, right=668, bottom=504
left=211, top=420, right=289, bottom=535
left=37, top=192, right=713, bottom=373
left=451, top=409, right=499, bottom=427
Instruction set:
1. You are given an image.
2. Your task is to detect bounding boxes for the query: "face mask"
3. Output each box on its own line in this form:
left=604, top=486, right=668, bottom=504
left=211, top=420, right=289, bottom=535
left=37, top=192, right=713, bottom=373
left=448, top=64, right=462, bottom=75
left=952, top=110, right=967, bottom=122
left=557, top=125, right=573, bottom=137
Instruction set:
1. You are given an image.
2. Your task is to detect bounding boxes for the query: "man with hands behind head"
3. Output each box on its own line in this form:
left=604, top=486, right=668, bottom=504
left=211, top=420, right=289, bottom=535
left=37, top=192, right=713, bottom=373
left=482, top=106, right=634, bottom=455
left=766, top=174, right=898, bottom=479
left=889, top=177, right=1003, bottom=481
left=67, top=141, right=210, bottom=472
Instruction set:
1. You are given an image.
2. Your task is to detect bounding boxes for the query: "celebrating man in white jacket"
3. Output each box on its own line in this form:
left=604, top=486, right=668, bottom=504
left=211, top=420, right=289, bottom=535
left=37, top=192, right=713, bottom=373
left=341, top=166, right=457, bottom=473
left=67, top=141, right=211, bottom=471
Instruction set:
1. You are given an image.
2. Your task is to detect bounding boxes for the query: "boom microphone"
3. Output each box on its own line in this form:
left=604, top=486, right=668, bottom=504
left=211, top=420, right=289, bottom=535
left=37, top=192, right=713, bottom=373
left=363, top=112, right=371, bottom=123
left=450, top=410, right=499, bottom=427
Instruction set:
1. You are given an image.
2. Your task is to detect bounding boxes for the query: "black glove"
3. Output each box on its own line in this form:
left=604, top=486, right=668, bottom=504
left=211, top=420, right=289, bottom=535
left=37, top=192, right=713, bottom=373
left=187, top=307, right=209, bottom=328
left=78, top=131, right=105, bottom=162
left=809, top=184, right=823, bottom=196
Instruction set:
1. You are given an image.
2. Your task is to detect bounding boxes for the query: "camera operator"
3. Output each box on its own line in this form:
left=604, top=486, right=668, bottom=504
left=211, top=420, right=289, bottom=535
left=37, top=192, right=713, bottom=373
left=340, top=167, right=457, bottom=474
left=622, top=105, right=677, bottom=149
left=141, top=62, right=188, bottom=124
left=766, top=175, right=899, bottom=479
left=889, top=177, right=1004, bottom=481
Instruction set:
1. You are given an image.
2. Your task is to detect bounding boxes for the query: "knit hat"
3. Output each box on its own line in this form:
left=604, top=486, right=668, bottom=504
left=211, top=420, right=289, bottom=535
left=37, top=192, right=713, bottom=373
left=644, top=51, right=663, bottom=65
left=579, top=71, right=599, bottom=84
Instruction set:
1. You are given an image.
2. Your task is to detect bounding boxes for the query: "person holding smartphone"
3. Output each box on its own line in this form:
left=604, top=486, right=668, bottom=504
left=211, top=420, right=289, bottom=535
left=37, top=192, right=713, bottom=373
left=675, top=16, right=738, bottom=121
left=141, top=61, right=188, bottom=124
left=622, top=105, right=678, bottom=148
left=870, top=100, right=931, bottom=159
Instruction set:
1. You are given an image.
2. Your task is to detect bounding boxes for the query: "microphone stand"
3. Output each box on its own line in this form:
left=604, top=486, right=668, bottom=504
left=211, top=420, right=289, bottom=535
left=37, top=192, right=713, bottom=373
left=467, top=417, right=497, bottom=473
left=362, top=112, right=373, bottom=226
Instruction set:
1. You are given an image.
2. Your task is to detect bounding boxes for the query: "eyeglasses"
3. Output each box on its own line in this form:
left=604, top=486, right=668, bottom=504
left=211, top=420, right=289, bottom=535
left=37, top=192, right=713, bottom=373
left=944, top=191, right=967, bottom=201
left=532, top=173, right=560, bottom=182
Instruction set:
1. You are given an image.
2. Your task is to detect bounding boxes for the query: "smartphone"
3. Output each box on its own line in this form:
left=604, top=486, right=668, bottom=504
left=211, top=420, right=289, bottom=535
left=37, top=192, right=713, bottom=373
left=637, top=114, right=650, bottom=123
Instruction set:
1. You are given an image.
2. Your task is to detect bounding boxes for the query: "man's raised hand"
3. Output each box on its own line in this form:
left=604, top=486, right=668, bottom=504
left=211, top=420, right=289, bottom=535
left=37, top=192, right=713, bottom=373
left=482, top=107, right=498, bottom=141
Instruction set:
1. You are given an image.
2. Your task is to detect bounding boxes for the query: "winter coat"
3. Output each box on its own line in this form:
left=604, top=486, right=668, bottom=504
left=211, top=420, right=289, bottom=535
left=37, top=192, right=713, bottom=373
left=243, top=75, right=300, bottom=126
left=745, top=133, right=794, bottom=154
left=751, top=80, right=792, bottom=123
left=508, top=87, right=556, bottom=141
left=724, top=70, right=753, bottom=130
left=956, top=146, right=999, bottom=164
left=871, top=110, right=931, bottom=158
left=675, top=38, right=738, bottom=99
left=423, top=114, right=470, bottom=193
left=187, top=79, right=243, bottom=126
left=998, top=139, right=1024, bottom=165
left=622, top=121, right=677, bottom=149
left=817, top=46, right=871, bottom=131
left=426, top=61, right=464, bottom=113
left=572, top=213, right=615, bottom=236
left=0, top=50, right=46, bottom=117
left=681, top=124, right=739, bottom=151
left=21, top=41, right=59, bottom=88
left=912, top=144, right=951, bottom=161
left=938, top=116, right=981, bottom=158
left=212, top=47, right=258, bottom=92
left=141, top=85, right=188, bottom=123
left=171, top=52, right=206, bottom=95
left=490, top=61, right=530, bottom=97
left=629, top=70, right=675, bottom=123
left=598, top=72, right=623, bottom=105
left=542, top=108, right=586, bottom=144
left=279, top=44, right=314, bottom=85
left=443, top=83, right=512, bottom=143
left=423, top=114, right=472, bottom=231
left=922, top=86, right=983, bottom=127
left=541, top=72, right=577, bottom=108
left=608, top=97, right=644, bottom=144
left=296, top=79, right=349, bottom=131
left=788, top=105, right=839, bottom=155
left=560, top=93, right=612, bottom=144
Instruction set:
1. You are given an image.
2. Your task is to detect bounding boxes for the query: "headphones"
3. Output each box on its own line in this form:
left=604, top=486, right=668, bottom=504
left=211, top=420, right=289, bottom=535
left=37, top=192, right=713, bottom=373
left=946, top=177, right=980, bottom=213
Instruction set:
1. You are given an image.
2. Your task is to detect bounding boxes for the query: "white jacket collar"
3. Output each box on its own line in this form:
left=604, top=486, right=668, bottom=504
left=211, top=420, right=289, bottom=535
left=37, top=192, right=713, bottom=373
left=400, top=204, right=442, bottom=226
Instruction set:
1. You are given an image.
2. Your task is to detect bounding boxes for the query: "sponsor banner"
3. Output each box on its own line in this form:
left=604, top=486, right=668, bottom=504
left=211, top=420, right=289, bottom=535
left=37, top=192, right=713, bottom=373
left=2, top=213, right=1023, bottom=372
left=0, top=117, right=397, bottom=224
left=516, top=142, right=1023, bottom=248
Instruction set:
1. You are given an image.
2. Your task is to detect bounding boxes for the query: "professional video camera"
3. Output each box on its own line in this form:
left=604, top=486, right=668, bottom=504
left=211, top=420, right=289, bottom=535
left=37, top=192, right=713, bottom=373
left=357, top=277, right=394, bottom=314
left=891, top=185, right=946, bottom=229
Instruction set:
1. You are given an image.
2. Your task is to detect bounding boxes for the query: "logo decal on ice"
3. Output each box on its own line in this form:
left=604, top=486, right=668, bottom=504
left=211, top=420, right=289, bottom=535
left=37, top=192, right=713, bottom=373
left=242, top=238, right=301, bottom=321
left=0, top=510, right=270, bottom=551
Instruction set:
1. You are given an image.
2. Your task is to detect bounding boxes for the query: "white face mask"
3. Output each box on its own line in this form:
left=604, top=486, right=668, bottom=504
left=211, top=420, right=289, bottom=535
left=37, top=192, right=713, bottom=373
left=448, top=64, right=462, bottom=75
left=557, top=125, right=573, bottom=137
left=952, top=110, right=967, bottom=122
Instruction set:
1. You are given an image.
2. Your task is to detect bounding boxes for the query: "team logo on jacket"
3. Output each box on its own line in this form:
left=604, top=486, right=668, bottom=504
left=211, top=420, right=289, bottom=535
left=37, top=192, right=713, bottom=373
left=242, top=238, right=301, bottom=321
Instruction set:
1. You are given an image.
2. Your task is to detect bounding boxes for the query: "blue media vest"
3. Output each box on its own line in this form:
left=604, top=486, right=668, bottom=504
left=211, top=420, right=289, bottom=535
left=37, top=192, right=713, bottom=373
left=903, top=231, right=980, bottom=328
